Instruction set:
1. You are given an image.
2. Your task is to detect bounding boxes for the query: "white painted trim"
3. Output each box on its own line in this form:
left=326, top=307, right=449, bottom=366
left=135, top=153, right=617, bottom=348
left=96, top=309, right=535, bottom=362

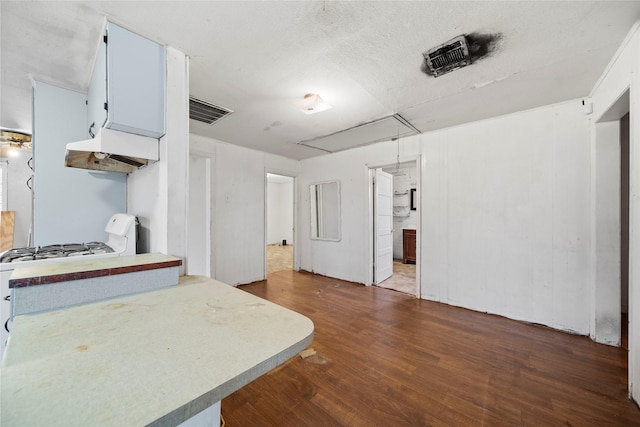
left=590, top=21, right=640, bottom=98
left=629, top=68, right=639, bottom=403
left=593, top=85, right=631, bottom=124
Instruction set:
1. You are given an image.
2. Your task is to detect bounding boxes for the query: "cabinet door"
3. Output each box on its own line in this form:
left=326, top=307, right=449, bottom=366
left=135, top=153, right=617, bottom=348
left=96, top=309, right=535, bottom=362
left=87, top=37, right=107, bottom=138
left=403, top=229, right=416, bottom=264
left=106, top=23, right=166, bottom=138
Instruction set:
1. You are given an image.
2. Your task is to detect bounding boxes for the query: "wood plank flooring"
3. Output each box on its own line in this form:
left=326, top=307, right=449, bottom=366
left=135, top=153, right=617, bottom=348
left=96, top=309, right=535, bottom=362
left=223, top=270, right=640, bottom=426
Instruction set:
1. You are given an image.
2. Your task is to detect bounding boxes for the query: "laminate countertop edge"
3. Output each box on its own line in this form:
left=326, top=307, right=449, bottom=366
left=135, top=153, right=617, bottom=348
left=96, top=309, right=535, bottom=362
left=152, top=329, right=314, bottom=427
left=1, top=276, right=315, bottom=426
left=9, top=253, right=182, bottom=288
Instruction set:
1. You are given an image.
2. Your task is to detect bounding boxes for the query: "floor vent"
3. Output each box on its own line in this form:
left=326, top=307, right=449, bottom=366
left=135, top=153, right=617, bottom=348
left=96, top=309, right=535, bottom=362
left=423, top=35, right=471, bottom=77
left=189, top=97, right=233, bottom=125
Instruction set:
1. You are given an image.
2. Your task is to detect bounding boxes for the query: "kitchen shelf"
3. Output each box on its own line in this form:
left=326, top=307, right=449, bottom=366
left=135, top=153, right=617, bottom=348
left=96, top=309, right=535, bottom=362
left=394, top=213, right=411, bottom=218
left=394, top=205, right=409, bottom=208
left=394, top=190, right=409, bottom=195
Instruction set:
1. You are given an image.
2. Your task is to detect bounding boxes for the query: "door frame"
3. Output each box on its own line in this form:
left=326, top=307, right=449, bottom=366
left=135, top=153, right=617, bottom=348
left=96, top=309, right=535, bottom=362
left=590, top=87, right=630, bottom=347
left=365, top=155, right=421, bottom=297
left=264, top=169, right=298, bottom=279
left=187, top=152, right=214, bottom=278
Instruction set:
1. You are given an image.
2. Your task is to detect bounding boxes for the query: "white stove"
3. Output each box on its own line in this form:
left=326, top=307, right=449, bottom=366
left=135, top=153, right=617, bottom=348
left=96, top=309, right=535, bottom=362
left=0, top=213, right=138, bottom=357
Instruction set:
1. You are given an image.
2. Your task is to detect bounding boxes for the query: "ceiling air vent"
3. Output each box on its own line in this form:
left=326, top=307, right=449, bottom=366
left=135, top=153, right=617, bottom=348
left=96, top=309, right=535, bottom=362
left=423, top=35, right=471, bottom=77
left=189, top=96, right=233, bottom=125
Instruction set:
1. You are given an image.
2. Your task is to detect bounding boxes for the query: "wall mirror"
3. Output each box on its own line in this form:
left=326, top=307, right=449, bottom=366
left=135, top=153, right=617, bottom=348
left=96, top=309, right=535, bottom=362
left=310, top=180, right=341, bottom=241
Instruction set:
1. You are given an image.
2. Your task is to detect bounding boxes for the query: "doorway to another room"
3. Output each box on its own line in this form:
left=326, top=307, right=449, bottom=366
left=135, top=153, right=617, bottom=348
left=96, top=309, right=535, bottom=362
left=620, top=111, right=630, bottom=350
left=187, top=154, right=212, bottom=277
left=266, top=173, right=294, bottom=275
left=593, top=88, right=630, bottom=355
left=372, top=162, right=418, bottom=296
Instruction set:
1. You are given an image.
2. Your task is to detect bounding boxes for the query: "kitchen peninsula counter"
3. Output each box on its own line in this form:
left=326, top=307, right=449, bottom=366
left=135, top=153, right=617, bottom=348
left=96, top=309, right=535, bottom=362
left=8, top=252, right=182, bottom=288
left=8, top=253, right=183, bottom=317
left=1, top=275, right=314, bottom=426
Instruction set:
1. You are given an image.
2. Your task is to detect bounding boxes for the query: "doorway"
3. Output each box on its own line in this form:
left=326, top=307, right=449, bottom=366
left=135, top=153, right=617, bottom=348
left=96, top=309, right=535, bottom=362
left=187, top=154, right=212, bottom=277
left=621, top=111, right=630, bottom=350
left=593, top=88, right=630, bottom=350
left=266, top=173, right=294, bottom=275
left=370, top=161, right=419, bottom=296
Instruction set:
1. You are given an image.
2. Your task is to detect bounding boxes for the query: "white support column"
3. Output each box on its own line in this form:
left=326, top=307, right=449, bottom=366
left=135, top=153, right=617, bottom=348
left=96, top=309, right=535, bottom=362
left=127, top=47, right=189, bottom=275
left=161, top=47, right=189, bottom=274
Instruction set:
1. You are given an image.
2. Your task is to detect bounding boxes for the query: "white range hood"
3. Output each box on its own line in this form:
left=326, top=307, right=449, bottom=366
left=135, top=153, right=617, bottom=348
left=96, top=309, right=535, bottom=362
left=65, top=128, right=159, bottom=173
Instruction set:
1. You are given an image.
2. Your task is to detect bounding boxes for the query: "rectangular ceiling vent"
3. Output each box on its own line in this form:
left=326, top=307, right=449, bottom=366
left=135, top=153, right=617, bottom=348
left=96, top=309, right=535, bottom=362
left=423, top=35, right=470, bottom=77
left=298, top=114, right=421, bottom=154
left=189, top=96, right=233, bottom=125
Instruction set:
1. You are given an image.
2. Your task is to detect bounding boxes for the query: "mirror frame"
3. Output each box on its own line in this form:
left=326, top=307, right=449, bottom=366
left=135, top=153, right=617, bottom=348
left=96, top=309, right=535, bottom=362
left=309, top=180, right=341, bottom=242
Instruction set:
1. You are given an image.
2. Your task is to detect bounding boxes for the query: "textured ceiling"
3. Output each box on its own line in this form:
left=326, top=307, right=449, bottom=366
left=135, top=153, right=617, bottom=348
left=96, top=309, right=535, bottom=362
left=2, top=1, right=639, bottom=160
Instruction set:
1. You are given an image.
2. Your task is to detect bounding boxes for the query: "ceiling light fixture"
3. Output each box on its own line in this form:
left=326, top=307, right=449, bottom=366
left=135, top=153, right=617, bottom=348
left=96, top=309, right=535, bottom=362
left=294, top=93, right=332, bottom=115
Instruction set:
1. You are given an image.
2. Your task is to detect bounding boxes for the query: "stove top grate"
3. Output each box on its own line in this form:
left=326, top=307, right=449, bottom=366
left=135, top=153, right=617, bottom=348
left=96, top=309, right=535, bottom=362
left=0, top=242, right=114, bottom=263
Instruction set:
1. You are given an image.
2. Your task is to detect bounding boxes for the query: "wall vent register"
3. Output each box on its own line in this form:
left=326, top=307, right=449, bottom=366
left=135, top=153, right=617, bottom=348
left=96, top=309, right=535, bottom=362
left=189, top=97, right=234, bottom=125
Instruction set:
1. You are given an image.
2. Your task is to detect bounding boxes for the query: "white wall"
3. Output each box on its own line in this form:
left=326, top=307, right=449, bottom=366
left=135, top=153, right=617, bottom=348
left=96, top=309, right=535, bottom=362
left=589, top=22, right=639, bottom=405
left=32, top=81, right=126, bottom=245
left=190, top=135, right=298, bottom=286
left=267, top=180, right=293, bottom=245
left=3, top=150, right=33, bottom=247
left=299, top=152, right=372, bottom=284
left=127, top=47, right=299, bottom=287
left=128, top=47, right=189, bottom=271
left=300, top=100, right=591, bottom=334
left=421, top=102, right=591, bottom=334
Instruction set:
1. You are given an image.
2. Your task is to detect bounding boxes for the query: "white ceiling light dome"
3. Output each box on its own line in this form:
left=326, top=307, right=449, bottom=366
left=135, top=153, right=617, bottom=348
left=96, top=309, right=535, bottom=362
left=294, top=93, right=332, bottom=115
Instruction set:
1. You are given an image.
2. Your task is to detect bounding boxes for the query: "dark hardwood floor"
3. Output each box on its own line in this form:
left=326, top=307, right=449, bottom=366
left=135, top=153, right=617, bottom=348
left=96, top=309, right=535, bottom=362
left=222, top=270, right=640, bottom=426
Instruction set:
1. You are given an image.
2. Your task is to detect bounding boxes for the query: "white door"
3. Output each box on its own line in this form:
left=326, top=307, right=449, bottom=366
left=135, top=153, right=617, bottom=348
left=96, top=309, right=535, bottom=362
left=374, top=169, right=393, bottom=284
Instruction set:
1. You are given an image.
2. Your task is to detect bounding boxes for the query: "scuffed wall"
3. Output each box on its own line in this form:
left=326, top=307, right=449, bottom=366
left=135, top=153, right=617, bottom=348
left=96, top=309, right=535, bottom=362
left=190, top=134, right=299, bottom=286
left=589, top=22, right=639, bottom=405
left=300, top=100, right=591, bottom=334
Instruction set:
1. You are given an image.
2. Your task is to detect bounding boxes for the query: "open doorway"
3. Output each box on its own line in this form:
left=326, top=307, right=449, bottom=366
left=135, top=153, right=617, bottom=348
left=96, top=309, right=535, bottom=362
left=371, top=161, right=419, bottom=296
left=621, top=111, right=630, bottom=350
left=187, top=154, right=212, bottom=277
left=593, top=88, right=630, bottom=351
left=266, top=173, right=294, bottom=275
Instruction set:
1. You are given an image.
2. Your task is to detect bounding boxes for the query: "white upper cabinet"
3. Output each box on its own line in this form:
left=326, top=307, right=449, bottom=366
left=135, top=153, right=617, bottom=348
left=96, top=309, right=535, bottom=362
left=87, top=22, right=166, bottom=139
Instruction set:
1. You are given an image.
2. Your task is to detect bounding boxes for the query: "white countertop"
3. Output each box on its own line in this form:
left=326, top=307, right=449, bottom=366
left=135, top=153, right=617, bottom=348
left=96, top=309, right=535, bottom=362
left=0, top=275, right=314, bottom=426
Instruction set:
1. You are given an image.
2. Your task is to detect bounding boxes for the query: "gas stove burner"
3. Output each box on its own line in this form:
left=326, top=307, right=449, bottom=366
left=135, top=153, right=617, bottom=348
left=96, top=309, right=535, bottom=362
left=0, top=242, right=114, bottom=263
left=61, top=243, right=87, bottom=252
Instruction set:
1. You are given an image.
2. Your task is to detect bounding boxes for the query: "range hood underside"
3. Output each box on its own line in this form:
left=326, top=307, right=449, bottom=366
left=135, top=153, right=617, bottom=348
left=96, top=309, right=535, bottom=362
left=64, top=128, right=159, bottom=174
left=65, top=151, right=149, bottom=173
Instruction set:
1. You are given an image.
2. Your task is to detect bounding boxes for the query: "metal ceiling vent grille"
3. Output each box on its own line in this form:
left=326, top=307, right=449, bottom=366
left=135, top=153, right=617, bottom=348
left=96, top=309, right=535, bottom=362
left=189, top=96, right=233, bottom=125
left=423, top=35, right=471, bottom=77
